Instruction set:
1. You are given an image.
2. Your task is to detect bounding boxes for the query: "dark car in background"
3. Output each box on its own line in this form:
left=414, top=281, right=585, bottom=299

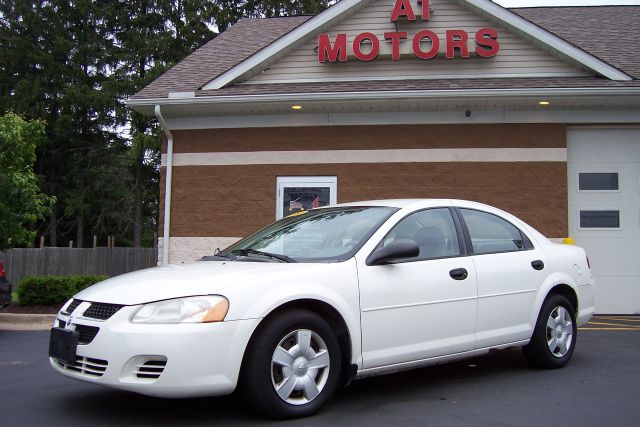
left=0, top=263, right=11, bottom=307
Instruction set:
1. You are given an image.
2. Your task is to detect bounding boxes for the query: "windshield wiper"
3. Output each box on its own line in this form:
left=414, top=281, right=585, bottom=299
left=198, top=248, right=236, bottom=261
left=230, top=249, right=297, bottom=263
left=200, top=253, right=233, bottom=261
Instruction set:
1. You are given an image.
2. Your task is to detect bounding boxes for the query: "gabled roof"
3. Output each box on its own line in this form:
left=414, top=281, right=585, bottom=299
left=132, top=16, right=311, bottom=100
left=204, top=0, right=632, bottom=91
left=130, top=5, right=640, bottom=102
left=514, top=6, right=640, bottom=79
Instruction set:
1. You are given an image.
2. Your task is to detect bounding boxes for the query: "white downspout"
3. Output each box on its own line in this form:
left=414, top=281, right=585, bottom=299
left=155, top=105, right=173, bottom=266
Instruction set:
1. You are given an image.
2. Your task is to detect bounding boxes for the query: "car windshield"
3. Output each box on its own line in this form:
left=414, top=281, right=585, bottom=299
left=221, top=206, right=397, bottom=262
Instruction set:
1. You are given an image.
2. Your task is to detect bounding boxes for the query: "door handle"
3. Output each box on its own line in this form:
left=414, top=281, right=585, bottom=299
left=449, top=268, right=468, bottom=281
left=531, top=260, right=545, bottom=271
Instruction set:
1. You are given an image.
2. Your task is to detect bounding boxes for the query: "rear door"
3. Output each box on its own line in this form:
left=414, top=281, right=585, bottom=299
left=457, top=208, right=545, bottom=348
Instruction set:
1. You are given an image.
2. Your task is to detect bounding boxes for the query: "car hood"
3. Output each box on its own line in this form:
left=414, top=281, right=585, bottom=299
left=74, top=261, right=328, bottom=305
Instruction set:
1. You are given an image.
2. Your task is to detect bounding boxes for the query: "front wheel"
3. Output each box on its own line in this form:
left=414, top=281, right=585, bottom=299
left=523, top=294, right=577, bottom=369
left=240, top=309, right=342, bottom=419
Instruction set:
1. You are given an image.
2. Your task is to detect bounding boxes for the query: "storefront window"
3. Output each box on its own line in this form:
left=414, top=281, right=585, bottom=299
left=276, top=177, right=337, bottom=219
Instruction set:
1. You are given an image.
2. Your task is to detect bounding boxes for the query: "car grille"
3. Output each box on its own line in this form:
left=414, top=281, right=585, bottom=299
left=134, top=358, right=168, bottom=380
left=56, top=356, right=108, bottom=378
left=76, top=325, right=100, bottom=345
left=63, top=299, right=83, bottom=315
left=83, top=303, right=123, bottom=320
left=62, top=299, right=123, bottom=320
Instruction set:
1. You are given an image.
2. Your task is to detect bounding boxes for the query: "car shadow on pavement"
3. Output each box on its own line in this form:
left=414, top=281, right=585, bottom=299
left=51, top=348, right=537, bottom=426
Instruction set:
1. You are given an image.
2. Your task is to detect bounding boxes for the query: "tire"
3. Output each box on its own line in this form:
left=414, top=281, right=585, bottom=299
left=523, top=294, right=577, bottom=369
left=240, top=309, right=342, bottom=419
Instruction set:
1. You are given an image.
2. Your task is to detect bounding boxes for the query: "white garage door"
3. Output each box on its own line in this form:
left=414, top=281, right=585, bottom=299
left=568, top=127, right=640, bottom=314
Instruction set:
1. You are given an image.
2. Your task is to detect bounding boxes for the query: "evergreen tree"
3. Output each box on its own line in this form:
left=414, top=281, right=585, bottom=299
left=0, top=0, right=331, bottom=249
left=243, top=0, right=330, bottom=19
left=1, top=0, right=125, bottom=247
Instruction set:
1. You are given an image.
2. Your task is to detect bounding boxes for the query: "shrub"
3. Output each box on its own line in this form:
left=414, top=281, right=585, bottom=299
left=17, top=275, right=108, bottom=306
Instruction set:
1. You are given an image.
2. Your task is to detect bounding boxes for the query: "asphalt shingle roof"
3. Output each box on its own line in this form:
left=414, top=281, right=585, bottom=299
left=132, top=6, right=640, bottom=100
left=132, top=16, right=311, bottom=99
left=514, top=6, right=640, bottom=78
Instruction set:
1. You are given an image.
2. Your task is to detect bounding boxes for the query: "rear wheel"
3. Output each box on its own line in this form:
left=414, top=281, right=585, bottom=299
left=523, top=294, right=577, bottom=369
left=241, top=309, right=341, bottom=419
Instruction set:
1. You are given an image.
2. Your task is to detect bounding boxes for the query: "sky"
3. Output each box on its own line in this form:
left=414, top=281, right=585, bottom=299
left=494, top=0, right=640, bottom=6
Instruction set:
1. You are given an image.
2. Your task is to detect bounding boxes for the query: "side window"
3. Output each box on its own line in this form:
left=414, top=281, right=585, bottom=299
left=382, top=208, right=461, bottom=260
left=460, top=209, right=529, bottom=255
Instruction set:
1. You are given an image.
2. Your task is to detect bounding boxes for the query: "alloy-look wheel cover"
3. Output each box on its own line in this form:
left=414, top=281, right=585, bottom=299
left=270, top=329, right=331, bottom=405
left=546, top=306, right=574, bottom=357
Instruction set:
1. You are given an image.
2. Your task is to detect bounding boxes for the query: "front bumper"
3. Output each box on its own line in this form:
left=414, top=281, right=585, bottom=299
left=50, top=305, right=261, bottom=398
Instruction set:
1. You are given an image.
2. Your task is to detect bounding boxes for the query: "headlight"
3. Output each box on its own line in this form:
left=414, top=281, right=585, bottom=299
left=131, top=295, right=229, bottom=324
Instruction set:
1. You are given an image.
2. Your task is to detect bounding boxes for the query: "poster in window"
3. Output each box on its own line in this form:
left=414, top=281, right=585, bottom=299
left=283, top=187, right=331, bottom=215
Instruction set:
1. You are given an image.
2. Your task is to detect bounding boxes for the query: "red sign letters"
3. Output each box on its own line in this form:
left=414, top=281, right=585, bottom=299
left=318, top=0, right=500, bottom=63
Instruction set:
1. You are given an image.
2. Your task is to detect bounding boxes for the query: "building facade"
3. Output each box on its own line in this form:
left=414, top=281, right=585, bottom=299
left=129, top=0, right=640, bottom=313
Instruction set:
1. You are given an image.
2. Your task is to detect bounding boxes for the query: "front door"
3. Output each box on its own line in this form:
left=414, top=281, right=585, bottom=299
left=358, top=207, right=477, bottom=369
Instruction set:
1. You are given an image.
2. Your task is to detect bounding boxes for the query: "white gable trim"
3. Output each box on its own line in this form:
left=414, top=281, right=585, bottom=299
left=202, top=0, right=631, bottom=91
left=202, top=0, right=376, bottom=90
left=459, top=0, right=630, bottom=81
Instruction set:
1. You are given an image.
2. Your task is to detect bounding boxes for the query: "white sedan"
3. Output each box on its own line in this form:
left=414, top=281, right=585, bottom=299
left=49, top=199, right=595, bottom=418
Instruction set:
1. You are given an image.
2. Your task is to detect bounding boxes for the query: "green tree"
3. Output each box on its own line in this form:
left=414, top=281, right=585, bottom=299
left=1, top=0, right=128, bottom=247
left=0, top=0, right=331, bottom=250
left=0, top=113, right=54, bottom=249
left=243, top=0, right=331, bottom=19
left=107, top=0, right=219, bottom=246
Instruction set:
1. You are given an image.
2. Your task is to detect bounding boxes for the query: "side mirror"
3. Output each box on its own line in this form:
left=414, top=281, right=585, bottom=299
left=367, top=239, right=420, bottom=266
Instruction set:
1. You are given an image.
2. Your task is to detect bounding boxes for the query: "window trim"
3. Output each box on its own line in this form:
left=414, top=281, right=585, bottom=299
left=577, top=209, right=622, bottom=230
left=275, top=176, right=337, bottom=220
left=576, top=171, right=621, bottom=193
left=454, top=207, right=534, bottom=256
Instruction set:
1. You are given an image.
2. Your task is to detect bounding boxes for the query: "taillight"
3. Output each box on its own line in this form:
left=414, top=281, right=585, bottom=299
left=0, top=262, right=4, bottom=278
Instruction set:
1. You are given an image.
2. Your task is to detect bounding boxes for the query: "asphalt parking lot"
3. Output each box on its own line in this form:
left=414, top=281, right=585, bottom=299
left=1, top=317, right=639, bottom=427
left=579, top=315, right=640, bottom=331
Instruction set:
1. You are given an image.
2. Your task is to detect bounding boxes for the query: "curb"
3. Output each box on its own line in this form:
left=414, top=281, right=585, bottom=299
left=0, top=313, right=56, bottom=331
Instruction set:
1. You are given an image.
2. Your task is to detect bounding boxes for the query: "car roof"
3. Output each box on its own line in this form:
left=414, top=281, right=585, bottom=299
left=331, top=199, right=494, bottom=210
left=329, top=199, right=549, bottom=244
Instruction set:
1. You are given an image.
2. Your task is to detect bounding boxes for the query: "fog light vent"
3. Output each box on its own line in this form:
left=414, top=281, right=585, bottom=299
left=57, top=356, right=108, bottom=378
left=134, top=357, right=167, bottom=380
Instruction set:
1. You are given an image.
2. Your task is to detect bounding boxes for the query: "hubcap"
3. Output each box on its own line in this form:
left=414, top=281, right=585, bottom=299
left=546, top=306, right=574, bottom=358
left=270, top=329, right=330, bottom=405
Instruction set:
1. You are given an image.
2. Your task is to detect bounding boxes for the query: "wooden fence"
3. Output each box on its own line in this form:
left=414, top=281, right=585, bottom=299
left=0, top=247, right=158, bottom=286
